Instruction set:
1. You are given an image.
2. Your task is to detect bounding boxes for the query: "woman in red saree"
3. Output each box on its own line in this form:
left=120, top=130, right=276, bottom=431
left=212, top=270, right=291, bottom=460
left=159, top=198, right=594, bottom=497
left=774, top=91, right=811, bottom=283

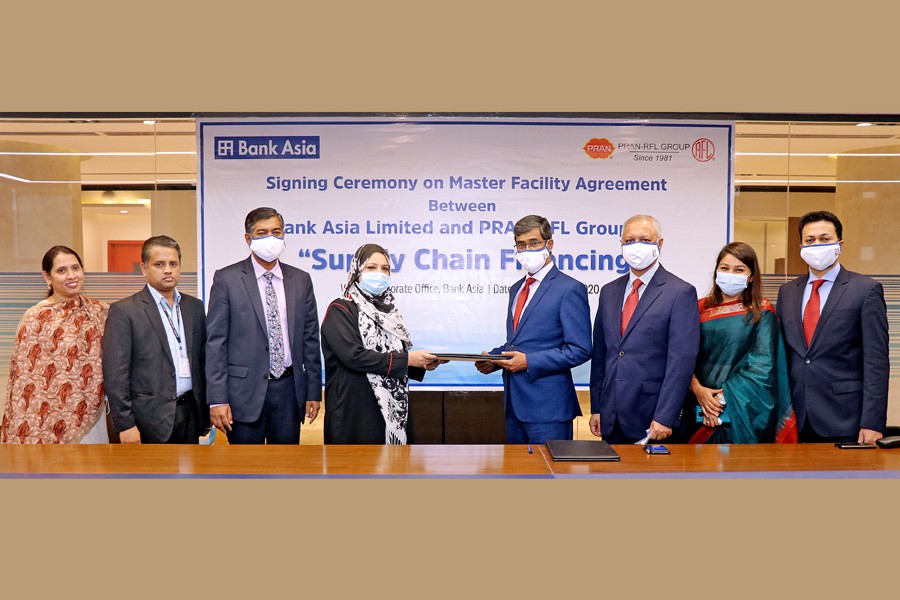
left=686, top=242, right=796, bottom=444
left=2, top=246, right=109, bottom=443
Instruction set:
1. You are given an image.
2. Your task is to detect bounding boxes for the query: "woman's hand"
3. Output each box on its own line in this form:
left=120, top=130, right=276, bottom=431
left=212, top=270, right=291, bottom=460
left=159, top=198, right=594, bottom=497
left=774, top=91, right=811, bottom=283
left=690, top=376, right=723, bottom=427
left=408, top=349, right=438, bottom=369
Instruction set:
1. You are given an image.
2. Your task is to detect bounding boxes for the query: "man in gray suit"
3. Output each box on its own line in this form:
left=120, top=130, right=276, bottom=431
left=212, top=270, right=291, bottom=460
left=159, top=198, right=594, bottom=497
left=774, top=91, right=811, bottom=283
left=205, top=207, right=322, bottom=444
left=103, top=235, right=209, bottom=443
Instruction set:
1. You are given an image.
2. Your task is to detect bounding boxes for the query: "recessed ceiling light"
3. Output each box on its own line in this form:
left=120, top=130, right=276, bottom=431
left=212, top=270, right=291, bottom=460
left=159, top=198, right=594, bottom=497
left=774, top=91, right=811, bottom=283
left=119, top=210, right=129, bottom=214
left=856, top=122, right=873, bottom=127
left=143, top=120, right=156, bottom=125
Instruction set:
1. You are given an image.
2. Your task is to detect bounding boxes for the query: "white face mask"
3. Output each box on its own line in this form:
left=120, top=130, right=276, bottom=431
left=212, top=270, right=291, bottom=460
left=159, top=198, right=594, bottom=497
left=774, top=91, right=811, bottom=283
left=249, top=235, right=286, bottom=263
left=715, top=272, right=749, bottom=297
left=621, top=242, right=660, bottom=271
left=800, top=242, right=841, bottom=271
left=515, top=247, right=550, bottom=274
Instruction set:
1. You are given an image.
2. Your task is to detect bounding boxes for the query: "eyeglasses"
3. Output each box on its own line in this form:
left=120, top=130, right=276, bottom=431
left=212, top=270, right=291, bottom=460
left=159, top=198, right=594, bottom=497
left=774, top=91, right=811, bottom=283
left=514, top=240, right=548, bottom=251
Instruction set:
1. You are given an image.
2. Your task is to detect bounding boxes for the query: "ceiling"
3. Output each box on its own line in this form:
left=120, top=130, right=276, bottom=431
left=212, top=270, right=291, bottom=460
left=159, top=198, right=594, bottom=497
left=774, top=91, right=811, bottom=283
left=2, top=117, right=900, bottom=191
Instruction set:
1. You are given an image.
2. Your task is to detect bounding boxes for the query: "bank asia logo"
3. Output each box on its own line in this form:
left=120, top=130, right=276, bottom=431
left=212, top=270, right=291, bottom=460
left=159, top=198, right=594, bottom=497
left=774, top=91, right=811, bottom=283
left=214, top=136, right=320, bottom=160
left=692, top=138, right=715, bottom=162
left=583, top=137, right=615, bottom=159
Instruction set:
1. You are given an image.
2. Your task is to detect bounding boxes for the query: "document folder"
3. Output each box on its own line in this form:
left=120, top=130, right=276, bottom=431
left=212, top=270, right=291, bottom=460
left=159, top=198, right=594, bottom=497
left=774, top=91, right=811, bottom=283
left=545, top=440, right=621, bottom=462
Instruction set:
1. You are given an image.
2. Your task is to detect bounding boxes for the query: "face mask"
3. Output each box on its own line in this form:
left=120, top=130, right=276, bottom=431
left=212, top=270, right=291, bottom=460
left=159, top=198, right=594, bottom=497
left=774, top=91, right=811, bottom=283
left=359, top=272, right=390, bottom=296
left=515, top=247, right=550, bottom=273
left=715, top=272, right=749, bottom=297
left=621, top=242, right=660, bottom=271
left=800, top=242, right=841, bottom=271
left=249, top=235, right=286, bottom=263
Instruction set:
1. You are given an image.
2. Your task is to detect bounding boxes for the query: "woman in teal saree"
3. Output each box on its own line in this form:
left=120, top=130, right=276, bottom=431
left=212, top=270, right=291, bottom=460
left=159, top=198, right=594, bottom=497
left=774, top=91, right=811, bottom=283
left=687, top=242, right=796, bottom=444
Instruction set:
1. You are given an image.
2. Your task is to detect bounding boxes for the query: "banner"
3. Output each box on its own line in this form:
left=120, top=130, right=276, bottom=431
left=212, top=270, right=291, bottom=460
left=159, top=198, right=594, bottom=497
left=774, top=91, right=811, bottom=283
left=198, top=117, right=734, bottom=388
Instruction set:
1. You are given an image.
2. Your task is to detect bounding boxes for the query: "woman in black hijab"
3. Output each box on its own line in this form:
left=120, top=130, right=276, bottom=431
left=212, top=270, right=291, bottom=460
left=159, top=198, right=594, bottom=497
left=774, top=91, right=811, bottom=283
left=320, top=244, right=442, bottom=444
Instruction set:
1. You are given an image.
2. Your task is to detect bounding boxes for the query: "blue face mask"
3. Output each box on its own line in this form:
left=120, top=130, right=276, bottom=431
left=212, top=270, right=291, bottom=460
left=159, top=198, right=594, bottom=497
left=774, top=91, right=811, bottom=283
left=358, top=272, right=390, bottom=296
left=715, top=272, right=749, bottom=297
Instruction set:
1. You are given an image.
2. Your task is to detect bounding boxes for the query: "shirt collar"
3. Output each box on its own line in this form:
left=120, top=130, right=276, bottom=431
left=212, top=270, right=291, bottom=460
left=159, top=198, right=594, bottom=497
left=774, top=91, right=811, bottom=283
left=252, top=256, right=283, bottom=280
left=628, top=260, right=661, bottom=287
left=146, top=283, right=180, bottom=308
left=808, top=262, right=841, bottom=283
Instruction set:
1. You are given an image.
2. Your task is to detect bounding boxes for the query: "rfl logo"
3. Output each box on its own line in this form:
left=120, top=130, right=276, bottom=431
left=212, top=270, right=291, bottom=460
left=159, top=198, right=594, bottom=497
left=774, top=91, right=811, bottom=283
left=692, top=138, right=715, bottom=162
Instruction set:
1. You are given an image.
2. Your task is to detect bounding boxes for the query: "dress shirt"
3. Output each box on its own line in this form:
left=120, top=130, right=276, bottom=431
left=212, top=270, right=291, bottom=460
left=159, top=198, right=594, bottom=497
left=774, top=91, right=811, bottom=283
left=801, top=263, right=841, bottom=318
left=146, top=284, right=192, bottom=396
left=509, top=259, right=554, bottom=319
left=251, top=258, right=293, bottom=368
left=622, top=260, right=662, bottom=309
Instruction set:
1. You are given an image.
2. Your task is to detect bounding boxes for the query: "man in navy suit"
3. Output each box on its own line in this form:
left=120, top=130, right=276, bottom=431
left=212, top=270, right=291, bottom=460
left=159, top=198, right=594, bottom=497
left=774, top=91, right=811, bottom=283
left=776, top=211, right=888, bottom=444
left=590, top=214, right=700, bottom=444
left=205, top=207, right=322, bottom=444
left=475, top=215, right=592, bottom=444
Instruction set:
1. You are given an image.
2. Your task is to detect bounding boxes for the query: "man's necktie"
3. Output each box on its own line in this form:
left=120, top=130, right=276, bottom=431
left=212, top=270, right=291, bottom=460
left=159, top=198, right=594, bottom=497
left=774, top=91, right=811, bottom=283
left=264, top=271, right=285, bottom=377
left=512, top=277, right=537, bottom=332
left=621, top=279, right=643, bottom=335
left=803, top=279, right=826, bottom=347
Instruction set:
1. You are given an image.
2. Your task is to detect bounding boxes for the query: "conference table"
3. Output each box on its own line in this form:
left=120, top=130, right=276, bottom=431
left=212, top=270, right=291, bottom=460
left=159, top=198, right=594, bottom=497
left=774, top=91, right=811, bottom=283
left=1, top=443, right=899, bottom=478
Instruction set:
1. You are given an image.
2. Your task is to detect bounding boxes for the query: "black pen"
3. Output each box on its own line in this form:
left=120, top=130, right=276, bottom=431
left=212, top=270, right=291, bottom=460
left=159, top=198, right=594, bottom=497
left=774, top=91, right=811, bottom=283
left=528, top=445, right=533, bottom=454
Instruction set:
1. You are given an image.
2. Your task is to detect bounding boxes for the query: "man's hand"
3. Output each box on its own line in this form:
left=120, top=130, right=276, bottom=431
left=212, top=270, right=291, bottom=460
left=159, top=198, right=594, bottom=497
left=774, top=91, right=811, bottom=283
left=306, top=401, right=320, bottom=424
left=649, top=420, right=672, bottom=441
left=858, top=428, right=883, bottom=445
left=119, top=426, right=141, bottom=444
left=210, top=404, right=233, bottom=432
left=496, top=351, right=527, bottom=372
left=589, top=414, right=601, bottom=437
left=475, top=351, right=499, bottom=374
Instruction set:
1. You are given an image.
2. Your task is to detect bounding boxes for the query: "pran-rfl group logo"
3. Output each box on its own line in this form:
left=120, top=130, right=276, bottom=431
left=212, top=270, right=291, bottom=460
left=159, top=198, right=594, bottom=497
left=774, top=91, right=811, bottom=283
left=692, top=138, right=715, bottom=162
left=583, top=138, right=615, bottom=159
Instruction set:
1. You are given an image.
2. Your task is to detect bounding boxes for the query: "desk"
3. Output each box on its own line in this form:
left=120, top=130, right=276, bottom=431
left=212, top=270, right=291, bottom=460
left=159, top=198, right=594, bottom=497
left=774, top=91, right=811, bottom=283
left=1, top=444, right=899, bottom=478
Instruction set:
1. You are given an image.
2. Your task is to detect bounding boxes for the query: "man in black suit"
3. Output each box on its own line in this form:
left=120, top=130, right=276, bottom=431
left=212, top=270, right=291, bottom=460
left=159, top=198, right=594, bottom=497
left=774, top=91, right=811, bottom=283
left=205, top=207, right=322, bottom=444
left=103, top=235, right=209, bottom=443
left=776, top=211, right=889, bottom=444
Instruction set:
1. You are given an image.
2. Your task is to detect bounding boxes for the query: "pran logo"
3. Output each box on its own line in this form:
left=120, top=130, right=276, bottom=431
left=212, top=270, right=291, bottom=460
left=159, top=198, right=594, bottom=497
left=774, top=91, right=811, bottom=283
left=583, top=138, right=615, bottom=159
left=692, top=138, right=715, bottom=162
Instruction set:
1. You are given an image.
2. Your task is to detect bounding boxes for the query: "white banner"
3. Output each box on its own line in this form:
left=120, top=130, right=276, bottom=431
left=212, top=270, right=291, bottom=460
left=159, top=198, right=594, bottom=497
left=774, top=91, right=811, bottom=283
left=198, top=117, right=734, bottom=388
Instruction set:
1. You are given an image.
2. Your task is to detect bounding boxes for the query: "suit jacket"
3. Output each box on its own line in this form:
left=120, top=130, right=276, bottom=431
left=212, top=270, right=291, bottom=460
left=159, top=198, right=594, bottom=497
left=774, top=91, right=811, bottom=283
left=590, top=264, right=700, bottom=440
left=103, top=286, right=209, bottom=443
left=205, top=256, right=322, bottom=422
left=490, top=265, right=592, bottom=423
left=776, top=266, right=889, bottom=437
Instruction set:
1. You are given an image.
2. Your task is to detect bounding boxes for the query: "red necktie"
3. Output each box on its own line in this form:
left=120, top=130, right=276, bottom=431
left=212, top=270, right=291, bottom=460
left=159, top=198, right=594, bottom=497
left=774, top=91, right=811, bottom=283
left=803, top=279, right=826, bottom=347
left=621, top=279, right=643, bottom=335
left=512, top=277, right=537, bottom=331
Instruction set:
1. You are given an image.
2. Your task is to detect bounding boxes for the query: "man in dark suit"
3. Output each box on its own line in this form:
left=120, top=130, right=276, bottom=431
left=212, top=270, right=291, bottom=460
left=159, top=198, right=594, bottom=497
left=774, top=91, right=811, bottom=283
left=590, top=214, right=700, bottom=444
left=776, top=210, right=888, bottom=444
left=475, top=215, right=592, bottom=444
left=205, top=207, right=322, bottom=444
left=103, top=235, right=210, bottom=443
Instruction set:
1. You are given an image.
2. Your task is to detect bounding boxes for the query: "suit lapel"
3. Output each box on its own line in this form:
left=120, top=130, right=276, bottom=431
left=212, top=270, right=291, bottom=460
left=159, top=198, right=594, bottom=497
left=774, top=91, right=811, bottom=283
left=605, top=275, right=629, bottom=341
left=241, top=257, right=268, bottom=335
left=181, top=297, right=194, bottom=356
left=283, top=264, right=296, bottom=346
left=622, top=267, right=665, bottom=340
left=781, top=275, right=807, bottom=350
left=140, top=287, right=174, bottom=367
left=510, top=267, right=557, bottom=341
left=809, top=267, right=849, bottom=349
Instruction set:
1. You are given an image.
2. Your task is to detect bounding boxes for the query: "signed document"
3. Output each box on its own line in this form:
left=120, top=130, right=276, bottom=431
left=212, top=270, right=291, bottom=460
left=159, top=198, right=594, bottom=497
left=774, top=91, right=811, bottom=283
left=431, top=353, right=513, bottom=361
